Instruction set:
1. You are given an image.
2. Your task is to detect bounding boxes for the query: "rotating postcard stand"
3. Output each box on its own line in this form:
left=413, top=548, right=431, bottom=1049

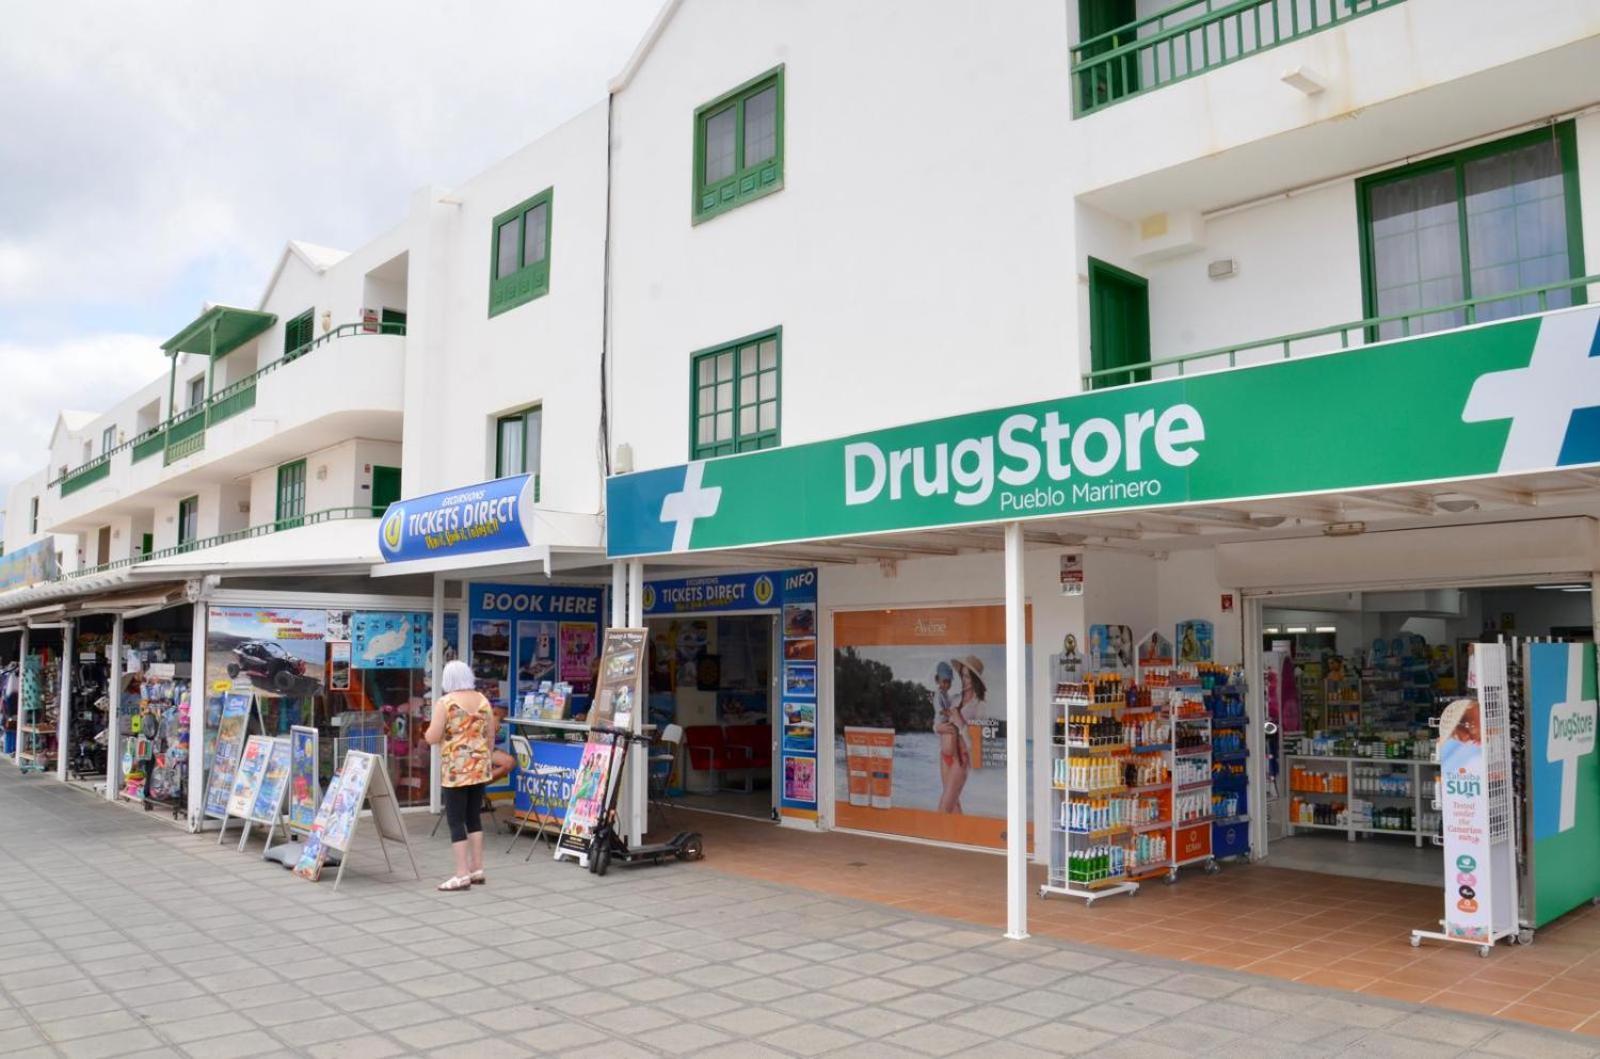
left=1413, top=643, right=1521, bottom=956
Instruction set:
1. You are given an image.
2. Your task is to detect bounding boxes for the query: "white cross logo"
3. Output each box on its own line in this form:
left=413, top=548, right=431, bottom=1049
left=1462, top=309, right=1600, bottom=472
left=659, top=461, right=721, bottom=552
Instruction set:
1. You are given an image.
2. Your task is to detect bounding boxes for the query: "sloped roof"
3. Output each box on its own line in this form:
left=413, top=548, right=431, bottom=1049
left=256, top=239, right=351, bottom=310
left=610, top=0, right=682, bottom=93
left=49, top=410, right=99, bottom=447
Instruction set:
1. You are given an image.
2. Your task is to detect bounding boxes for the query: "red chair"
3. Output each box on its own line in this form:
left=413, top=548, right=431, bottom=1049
left=683, top=725, right=751, bottom=792
left=724, top=725, right=772, bottom=775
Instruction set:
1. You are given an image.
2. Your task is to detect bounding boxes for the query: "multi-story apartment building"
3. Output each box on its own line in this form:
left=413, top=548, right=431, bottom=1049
left=2, top=0, right=1598, bottom=941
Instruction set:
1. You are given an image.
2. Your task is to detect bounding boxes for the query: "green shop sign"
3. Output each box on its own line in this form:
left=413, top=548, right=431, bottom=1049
left=606, top=306, right=1600, bottom=557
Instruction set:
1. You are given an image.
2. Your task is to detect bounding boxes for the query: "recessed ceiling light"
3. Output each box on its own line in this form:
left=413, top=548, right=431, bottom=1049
left=1286, top=626, right=1309, bottom=634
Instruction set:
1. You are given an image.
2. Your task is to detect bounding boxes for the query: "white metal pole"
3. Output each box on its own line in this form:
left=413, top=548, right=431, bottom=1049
left=430, top=575, right=444, bottom=816
left=186, top=598, right=207, bottom=831
left=55, top=620, right=73, bottom=781
left=1003, top=521, right=1029, bottom=940
left=1591, top=572, right=1599, bottom=645
left=106, top=615, right=123, bottom=801
left=611, top=561, right=627, bottom=626
left=1243, top=596, right=1268, bottom=860
left=627, top=558, right=646, bottom=842
left=15, top=627, right=28, bottom=766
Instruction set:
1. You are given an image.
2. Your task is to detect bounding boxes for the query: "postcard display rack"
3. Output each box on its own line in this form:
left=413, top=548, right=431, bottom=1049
left=1044, top=665, right=1224, bottom=905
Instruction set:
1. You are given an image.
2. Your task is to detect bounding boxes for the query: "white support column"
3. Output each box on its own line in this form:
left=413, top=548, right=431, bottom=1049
left=106, top=615, right=123, bottom=801
left=186, top=598, right=207, bottom=831
left=15, top=627, right=28, bottom=766
left=611, top=561, right=627, bottom=627
left=1243, top=596, right=1268, bottom=861
left=430, top=575, right=444, bottom=816
left=56, top=620, right=73, bottom=781
left=627, top=559, right=646, bottom=842
left=1003, top=522, right=1029, bottom=940
left=1591, top=572, right=1599, bottom=645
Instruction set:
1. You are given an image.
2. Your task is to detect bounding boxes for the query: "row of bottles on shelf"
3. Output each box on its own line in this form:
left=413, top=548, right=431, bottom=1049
left=1055, top=675, right=1131, bottom=706
left=1057, top=757, right=1121, bottom=791
left=1127, top=754, right=1169, bottom=788
left=1290, top=797, right=1346, bottom=825
left=1057, top=752, right=1176, bottom=791
left=1213, top=761, right=1247, bottom=785
left=1174, top=791, right=1209, bottom=824
left=1174, top=756, right=1210, bottom=786
left=1290, top=797, right=1443, bottom=833
left=1289, top=764, right=1348, bottom=793
left=1068, top=845, right=1125, bottom=883
left=1129, top=831, right=1169, bottom=871
left=1060, top=794, right=1169, bottom=832
left=1293, top=732, right=1438, bottom=760
left=1175, top=728, right=1209, bottom=752
left=1353, top=766, right=1415, bottom=798
left=1212, top=730, right=1245, bottom=755
left=1061, top=714, right=1123, bottom=747
left=1212, top=791, right=1242, bottom=820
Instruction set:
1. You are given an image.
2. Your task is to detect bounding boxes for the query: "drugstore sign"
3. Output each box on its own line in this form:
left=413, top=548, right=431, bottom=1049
left=378, top=474, right=539, bottom=564
left=607, top=306, right=1600, bottom=557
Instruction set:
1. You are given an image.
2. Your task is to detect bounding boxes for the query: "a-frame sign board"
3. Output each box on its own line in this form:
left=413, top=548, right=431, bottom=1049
left=293, top=751, right=419, bottom=891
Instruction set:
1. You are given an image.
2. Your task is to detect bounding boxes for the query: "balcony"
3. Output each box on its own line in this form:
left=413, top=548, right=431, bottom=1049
left=1072, top=0, right=1404, bottom=116
left=46, top=321, right=406, bottom=529
left=1083, top=275, right=1598, bottom=389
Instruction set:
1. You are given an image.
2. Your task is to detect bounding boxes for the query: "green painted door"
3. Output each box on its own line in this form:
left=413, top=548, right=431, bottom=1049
left=1078, top=0, right=1138, bottom=109
left=380, top=308, right=407, bottom=335
left=372, top=466, right=401, bottom=516
left=1088, top=257, right=1150, bottom=389
left=140, top=533, right=153, bottom=558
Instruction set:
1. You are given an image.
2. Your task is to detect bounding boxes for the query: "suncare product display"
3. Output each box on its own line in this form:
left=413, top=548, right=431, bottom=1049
left=1067, top=845, right=1126, bottom=884
left=1175, top=755, right=1211, bottom=787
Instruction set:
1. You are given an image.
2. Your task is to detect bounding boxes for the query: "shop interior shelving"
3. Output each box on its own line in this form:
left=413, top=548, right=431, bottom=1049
left=1206, top=676, right=1250, bottom=860
left=1170, top=681, right=1216, bottom=877
left=1285, top=753, right=1441, bottom=847
left=1044, top=677, right=1140, bottom=905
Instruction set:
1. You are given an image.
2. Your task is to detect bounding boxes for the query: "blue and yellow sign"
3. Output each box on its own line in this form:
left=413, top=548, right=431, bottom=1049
left=377, top=475, right=539, bottom=564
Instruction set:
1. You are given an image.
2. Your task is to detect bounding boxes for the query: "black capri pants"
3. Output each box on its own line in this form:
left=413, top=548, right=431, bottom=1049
left=443, top=783, right=487, bottom=842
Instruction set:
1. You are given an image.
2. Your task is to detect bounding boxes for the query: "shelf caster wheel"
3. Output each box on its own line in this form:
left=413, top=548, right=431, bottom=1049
left=1204, top=860, right=1220, bottom=876
left=1038, top=887, right=1048, bottom=900
left=1517, top=929, right=1534, bottom=946
left=1409, top=934, right=1421, bottom=948
left=1478, top=945, right=1491, bottom=958
left=1162, top=871, right=1177, bottom=885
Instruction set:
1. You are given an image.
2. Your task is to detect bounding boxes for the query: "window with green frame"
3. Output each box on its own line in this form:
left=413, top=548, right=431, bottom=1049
left=691, top=329, right=780, bottom=458
left=29, top=496, right=38, bottom=534
left=284, top=309, right=314, bottom=357
left=489, top=188, right=553, bottom=317
left=1359, top=123, right=1585, bottom=341
left=177, top=496, right=199, bottom=547
left=495, top=407, right=542, bottom=487
left=693, top=66, right=783, bottom=224
left=276, top=459, right=307, bottom=528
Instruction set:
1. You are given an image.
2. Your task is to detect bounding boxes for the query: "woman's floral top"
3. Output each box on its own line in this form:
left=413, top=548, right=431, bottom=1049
left=440, top=692, right=493, bottom=787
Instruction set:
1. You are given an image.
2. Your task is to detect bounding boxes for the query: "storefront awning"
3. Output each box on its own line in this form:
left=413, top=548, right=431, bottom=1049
left=160, top=305, right=276, bottom=358
left=136, top=517, right=380, bottom=575
left=68, top=584, right=189, bottom=618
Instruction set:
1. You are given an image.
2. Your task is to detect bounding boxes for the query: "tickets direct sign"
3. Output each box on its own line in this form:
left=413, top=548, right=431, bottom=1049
left=378, top=474, right=539, bottom=563
left=607, top=306, right=1600, bottom=557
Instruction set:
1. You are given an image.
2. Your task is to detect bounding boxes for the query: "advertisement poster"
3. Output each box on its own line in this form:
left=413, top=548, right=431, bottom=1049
left=328, top=642, right=351, bottom=691
left=784, top=601, right=817, bottom=640
left=471, top=584, right=604, bottom=717
left=558, top=622, right=598, bottom=696
left=1177, top=620, right=1215, bottom=663
left=288, top=726, right=320, bottom=833
left=512, top=739, right=585, bottom=824
left=206, top=606, right=327, bottom=696
left=1527, top=642, right=1600, bottom=926
left=558, top=739, right=616, bottom=853
left=1053, top=633, right=1085, bottom=683
left=351, top=611, right=425, bottom=669
left=782, top=701, right=816, bottom=752
left=784, top=663, right=817, bottom=698
left=1088, top=624, right=1134, bottom=673
left=226, top=735, right=274, bottom=820
left=1137, top=630, right=1175, bottom=670
left=1438, top=696, right=1491, bottom=941
left=202, top=690, right=253, bottom=819
left=320, top=752, right=375, bottom=853
left=1059, top=552, right=1084, bottom=597
left=783, top=756, right=817, bottom=802
left=293, top=771, right=344, bottom=881
left=591, top=628, right=646, bottom=730
left=833, top=605, right=1031, bottom=848
left=250, top=737, right=293, bottom=824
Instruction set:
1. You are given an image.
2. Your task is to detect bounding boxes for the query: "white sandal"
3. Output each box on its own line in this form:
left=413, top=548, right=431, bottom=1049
left=437, top=875, right=471, bottom=892
left=470, top=870, right=486, bottom=886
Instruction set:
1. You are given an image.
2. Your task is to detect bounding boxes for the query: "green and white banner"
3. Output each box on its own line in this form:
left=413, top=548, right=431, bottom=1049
left=607, top=306, right=1600, bottom=557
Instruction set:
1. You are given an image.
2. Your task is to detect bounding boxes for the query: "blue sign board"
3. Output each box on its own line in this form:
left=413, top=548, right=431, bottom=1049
left=377, top=475, right=539, bottom=564
left=643, top=568, right=813, bottom=615
left=512, top=740, right=585, bottom=824
left=351, top=611, right=427, bottom=669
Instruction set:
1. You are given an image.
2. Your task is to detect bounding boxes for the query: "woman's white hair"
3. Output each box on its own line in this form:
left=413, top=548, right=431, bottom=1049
left=441, top=659, right=476, bottom=693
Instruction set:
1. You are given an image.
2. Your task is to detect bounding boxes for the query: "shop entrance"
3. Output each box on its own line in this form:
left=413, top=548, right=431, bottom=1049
left=1255, top=578, right=1596, bottom=887
left=647, top=612, right=778, bottom=821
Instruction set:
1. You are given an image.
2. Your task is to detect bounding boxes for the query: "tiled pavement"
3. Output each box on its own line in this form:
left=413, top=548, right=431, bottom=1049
left=0, top=771, right=1593, bottom=1058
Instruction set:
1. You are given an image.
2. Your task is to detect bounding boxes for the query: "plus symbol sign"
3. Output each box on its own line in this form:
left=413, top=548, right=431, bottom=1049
left=659, top=462, right=722, bottom=552
left=1461, top=309, right=1600, bottom=472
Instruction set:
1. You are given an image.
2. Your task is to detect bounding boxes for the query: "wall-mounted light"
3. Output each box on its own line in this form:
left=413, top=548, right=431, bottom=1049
left=1323, top=521, right=1366, bottom=537
left=320, top=309, right=332, bottom=334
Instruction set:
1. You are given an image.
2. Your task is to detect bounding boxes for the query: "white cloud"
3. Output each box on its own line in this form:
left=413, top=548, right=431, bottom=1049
left=0, top=0, right=663, bottom=498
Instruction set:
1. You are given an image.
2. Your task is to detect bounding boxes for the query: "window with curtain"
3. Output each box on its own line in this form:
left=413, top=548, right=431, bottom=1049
left=495, top=407, right=542, bottom=483
left=178, top=496, right=199, bottom=547
left=1361, top=125, right=1583, bottom=341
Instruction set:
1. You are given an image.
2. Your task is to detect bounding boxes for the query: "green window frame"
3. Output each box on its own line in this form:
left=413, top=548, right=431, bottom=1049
left=101, top=425, right=116, bottom=454
left=1357, top=123, right=1585, bottom=341
left=693, top=66, right=784, bottom=224
left=488, top=188, right=554, bottom=317
left=276, top=459, right=307, bottom=528
left=177, top=496, right=199, bottom=547
left=284, top=309, right=314, bottom=358
left=494, top=407, right=542, bottom=482
left=690, top=328, right=781, bottom=458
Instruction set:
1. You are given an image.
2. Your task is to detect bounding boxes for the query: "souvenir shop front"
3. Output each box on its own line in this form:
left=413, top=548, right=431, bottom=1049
left=606, top=303, right=1600, bottom=939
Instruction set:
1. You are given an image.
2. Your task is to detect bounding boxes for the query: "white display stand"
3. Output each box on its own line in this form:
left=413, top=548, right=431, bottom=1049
left=294, top=751, right=420, bottom=891
left=1041, top=678, right=1139, bottom=905
left=217, top=735, right=273, bottom=844
left=241, top=737, right=292, bottom=853
left=1412, top=643, right=1520, bottom=956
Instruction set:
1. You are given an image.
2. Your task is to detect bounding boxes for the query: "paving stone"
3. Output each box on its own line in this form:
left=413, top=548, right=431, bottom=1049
left=307, top=1037, right=411, bottom=1059
left=761, top=1023, right=866, bottom=1055
left=995, top=988, right=1093, bottom=1020
left=826, top=1004, right=927, bottom=1038
left=1477, top=1028, right=1600, bottom=1059
left=57, top=1027, right=163, bottom=1059
left=1011, top=1022, right=1119, bottom=1055
left=153, top=1010, right=258, bottom=1044
left=946, top=1003, right=1047, bottom=1036
left=179, top=1029, right=284, bottom=1059
left=393, top=1017, right=488, bottom=1051
left=704, top=1005, right=800, bottom=1036
left=1389, top=1011, right=1499, bottom=1048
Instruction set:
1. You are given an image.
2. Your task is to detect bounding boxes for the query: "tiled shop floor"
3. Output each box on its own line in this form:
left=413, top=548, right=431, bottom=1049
left=676, top=809, right=1600, bottom=1035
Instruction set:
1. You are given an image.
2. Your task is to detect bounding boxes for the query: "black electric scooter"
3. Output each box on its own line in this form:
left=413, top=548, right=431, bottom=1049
left=586, top=726, right=704, bottom=877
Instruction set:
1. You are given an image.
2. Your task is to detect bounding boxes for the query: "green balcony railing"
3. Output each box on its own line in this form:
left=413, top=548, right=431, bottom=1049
left=52, top=320, right=405, bottom=493
left=58, top=456, right=112, bottom=497
left=61, top=507, right=378, bottom=581
left=1072, top=0, right=1406, bottom=116
left=1083, top=275, right=1599, bottom=389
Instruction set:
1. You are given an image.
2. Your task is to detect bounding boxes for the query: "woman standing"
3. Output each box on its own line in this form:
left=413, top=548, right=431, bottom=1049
left=424, top=660, right=495, bottom=891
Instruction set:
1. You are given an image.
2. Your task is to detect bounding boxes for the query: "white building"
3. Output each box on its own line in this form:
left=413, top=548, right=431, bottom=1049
left=2, top=0, right=1598, bottom=936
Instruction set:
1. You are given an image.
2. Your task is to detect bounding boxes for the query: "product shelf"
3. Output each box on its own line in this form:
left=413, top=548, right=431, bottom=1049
left=1177, top=779, right=1213, bottom=792
left=1174, top=745, right=1211, bottom=757
left=1126, top=781, right=1171, bottom=794
left=1066, top=743, right=1130, bottom=756
left=1131, top=743, right=1172, bottom=754
left=1059, top=825, right=1130, bottom=840
left=1212, top=814, right=1249, bottom=827
left=1065, top=784, right=1127, bottom=797
left=1175, top=814, right=1213, bottom=828
left=1132, top=819, right=1172, bottom=833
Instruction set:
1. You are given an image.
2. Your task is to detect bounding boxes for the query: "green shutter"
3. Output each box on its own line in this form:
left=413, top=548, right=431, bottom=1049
left=693, top=67, right=785, bottom=224
left=488, top=188, right=554, bottom=317
left=276, top=460, right=307, bottom=528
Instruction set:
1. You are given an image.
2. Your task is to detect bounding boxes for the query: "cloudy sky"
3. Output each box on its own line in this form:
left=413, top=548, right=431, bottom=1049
left=0, top=0, right=661, bottom=501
